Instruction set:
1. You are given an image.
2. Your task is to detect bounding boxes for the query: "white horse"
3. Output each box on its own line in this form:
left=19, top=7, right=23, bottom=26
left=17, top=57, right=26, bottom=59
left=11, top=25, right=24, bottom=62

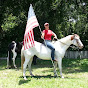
left=21, top=34, right=83, bottom=80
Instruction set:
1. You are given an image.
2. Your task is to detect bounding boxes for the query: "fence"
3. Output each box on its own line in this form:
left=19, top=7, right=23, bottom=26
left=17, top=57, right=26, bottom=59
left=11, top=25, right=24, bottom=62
left=0, top=51, right=88, bottom=59
left=65, top=51, right=88, bottom=59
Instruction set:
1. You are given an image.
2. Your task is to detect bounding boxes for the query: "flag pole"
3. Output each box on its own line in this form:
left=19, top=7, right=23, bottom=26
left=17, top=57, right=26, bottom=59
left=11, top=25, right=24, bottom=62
left=38, top=25, right=42, bottom=34
left=38, top=25, right=47, bottom=46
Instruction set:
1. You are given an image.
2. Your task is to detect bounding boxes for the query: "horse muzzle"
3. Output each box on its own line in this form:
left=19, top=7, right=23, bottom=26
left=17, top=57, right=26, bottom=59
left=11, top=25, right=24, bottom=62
left=79, top=45, right=84, bottom=49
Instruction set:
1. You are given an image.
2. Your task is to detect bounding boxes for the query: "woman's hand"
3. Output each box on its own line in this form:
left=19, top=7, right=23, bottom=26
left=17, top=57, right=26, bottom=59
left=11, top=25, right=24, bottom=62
left=52, top=32, right=57, bottom=39
left=54, top=36, right=57, bottom=39
left=41, top=32, right=45, bottom=39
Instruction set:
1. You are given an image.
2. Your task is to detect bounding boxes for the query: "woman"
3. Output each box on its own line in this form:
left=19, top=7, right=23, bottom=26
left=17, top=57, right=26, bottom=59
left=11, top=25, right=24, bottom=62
left=41, top=22, right=57, bottom=61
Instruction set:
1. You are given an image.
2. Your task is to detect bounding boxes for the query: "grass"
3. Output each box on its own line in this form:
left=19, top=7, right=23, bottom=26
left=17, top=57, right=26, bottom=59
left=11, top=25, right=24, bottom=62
left=0, top=58, right=88, bottom=88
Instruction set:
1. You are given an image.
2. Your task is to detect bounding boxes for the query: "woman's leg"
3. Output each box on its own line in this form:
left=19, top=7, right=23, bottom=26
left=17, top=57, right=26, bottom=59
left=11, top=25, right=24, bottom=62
left=45, top=40, right=55, bottom=60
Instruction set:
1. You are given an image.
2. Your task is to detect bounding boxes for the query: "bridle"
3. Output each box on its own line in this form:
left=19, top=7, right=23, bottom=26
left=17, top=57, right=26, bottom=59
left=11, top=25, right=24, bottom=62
left=71, top=38, right=81, bottom=49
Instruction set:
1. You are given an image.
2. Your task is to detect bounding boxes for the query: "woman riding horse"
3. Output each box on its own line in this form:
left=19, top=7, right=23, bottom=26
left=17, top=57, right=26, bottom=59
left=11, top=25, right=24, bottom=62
left=41, top=23, right=57, bottom=61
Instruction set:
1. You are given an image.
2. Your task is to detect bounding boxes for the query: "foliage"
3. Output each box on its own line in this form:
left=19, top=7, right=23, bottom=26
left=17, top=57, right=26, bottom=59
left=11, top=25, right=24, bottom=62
left=0, top=0, right=88, bottom=54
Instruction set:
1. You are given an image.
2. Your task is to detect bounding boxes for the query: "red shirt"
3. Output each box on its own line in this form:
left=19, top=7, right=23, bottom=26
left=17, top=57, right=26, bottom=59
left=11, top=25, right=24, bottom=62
left=43, top=29, right=53, bottom=40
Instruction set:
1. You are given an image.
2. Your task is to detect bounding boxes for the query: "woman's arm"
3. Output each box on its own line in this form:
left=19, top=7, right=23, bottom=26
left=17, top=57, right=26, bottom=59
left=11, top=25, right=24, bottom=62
left=52, top=32, right=57, bottom=39
left=41, top=32, right=45, bottom=39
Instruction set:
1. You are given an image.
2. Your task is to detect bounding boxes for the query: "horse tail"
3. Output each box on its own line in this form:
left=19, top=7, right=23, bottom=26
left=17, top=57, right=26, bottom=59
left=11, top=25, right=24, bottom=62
left=21, top=47, right=25, bottom=71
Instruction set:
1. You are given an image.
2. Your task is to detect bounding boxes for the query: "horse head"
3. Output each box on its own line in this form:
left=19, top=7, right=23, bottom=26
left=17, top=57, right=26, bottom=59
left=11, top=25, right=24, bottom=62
left=71, top=34, right=84, bottom=49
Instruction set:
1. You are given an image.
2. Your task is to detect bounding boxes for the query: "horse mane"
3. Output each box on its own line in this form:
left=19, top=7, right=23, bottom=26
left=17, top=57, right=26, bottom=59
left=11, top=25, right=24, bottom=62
left=52, top=34, right=79, bottom=44
left=71, top=34, right=80, bottom=40
left=59, top=34, right=80, bottom=41
left=52, top=35, right=72, bottom=42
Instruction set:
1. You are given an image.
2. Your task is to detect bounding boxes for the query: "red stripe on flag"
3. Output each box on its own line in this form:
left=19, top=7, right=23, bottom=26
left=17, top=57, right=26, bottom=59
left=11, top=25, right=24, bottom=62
left=24, top=35, right=28, bottom=50
left=25, top=16, right=38, bottom=31
left=30, top=30, right=34, bottom=47
left=32, top=30, right=35, bottom=46
left=25, top=22, right=39, bottom=35
left=26, top=17, right=38, bottom=28
left=27, top=34, right=31, bottom=48
left=28, top=32, right=32, bottom=46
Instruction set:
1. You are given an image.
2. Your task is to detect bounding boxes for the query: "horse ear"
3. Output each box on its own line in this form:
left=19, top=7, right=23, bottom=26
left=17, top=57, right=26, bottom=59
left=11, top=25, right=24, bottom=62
left=71, top=35, right=74, bottom=40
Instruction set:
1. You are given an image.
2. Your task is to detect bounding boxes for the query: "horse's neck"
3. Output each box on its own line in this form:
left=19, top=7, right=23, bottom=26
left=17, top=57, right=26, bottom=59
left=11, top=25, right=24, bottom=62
left=56, top=35, right=72, bottom=51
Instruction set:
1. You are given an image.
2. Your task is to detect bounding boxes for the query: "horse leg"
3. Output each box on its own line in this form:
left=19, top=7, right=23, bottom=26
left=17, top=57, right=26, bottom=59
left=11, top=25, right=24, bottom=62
left=28, top=57, right=34, bottom=76
left=7, top=57, right=9, bottom=68
left=12, top=52, right=17, bottom=68
left=23, top=57, right=30, bottom=80
left=7, top=49, right=12, bottom=68
left=7, top=51, right=9, bottom=68
left=32, top=55, right=37, bottom=65
left=53, top=61, right=58, bottom=77
left=57, top=58, right=64, bottom=78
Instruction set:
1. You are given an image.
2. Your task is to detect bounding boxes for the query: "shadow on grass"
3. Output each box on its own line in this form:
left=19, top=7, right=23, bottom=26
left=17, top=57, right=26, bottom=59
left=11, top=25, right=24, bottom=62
left=19, top=76, right=32, bottom=85
left=19, top=75, right=58, bottom=85
left=31, top=75, right=58, bottom=79
left=18, top=75, right=81, bottom=85
left=19, top=79, right=30, bottom=85
left=19, top=74, right=58, bottom=79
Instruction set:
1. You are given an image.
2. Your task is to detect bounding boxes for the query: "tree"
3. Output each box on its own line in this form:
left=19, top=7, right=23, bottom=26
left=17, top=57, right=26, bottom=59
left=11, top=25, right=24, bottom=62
left=0, top=0, right=88, bottom=55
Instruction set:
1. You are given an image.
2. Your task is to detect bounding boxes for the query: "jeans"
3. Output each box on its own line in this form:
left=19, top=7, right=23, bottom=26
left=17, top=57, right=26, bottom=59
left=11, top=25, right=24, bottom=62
left=45, top=40, right=55, bottom=60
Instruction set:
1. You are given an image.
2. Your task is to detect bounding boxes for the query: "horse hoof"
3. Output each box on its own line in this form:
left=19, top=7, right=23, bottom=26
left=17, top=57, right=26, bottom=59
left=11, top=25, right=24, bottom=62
left=30, top=73, right=34, bottom=76
left=61, top=76, right=64, bottom=79
left=24, top=77, right=27, bottom=80
left=14, top=65, right=17, bottom=69
left=6, top=66, right=12, bottom=69
left=54, top=74, right=58, bottom=77
left=15, top=67, right=17, bottom=69
left=6, top=67, right=9, bottom=69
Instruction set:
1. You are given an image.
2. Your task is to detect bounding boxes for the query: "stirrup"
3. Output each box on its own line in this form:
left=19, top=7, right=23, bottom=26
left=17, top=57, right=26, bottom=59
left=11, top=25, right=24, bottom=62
left=52, top=59, right=57, bottom=62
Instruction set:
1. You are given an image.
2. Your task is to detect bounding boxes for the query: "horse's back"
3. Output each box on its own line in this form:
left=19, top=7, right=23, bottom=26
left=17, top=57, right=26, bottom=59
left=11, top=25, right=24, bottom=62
left=35, top=41, right=50, bottom=53
left=34, top=41, right=51, bottom=60
left=21, top=41, right=51, bottom=60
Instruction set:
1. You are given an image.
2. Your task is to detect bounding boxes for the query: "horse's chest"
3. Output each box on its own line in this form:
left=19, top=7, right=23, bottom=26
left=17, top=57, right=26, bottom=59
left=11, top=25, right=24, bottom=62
left=55, top=50, right=65, bottom=58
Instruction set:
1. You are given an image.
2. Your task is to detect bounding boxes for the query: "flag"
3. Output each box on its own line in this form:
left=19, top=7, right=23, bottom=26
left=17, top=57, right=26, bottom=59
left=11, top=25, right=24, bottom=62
left=24, top=4, right=39, bottom=50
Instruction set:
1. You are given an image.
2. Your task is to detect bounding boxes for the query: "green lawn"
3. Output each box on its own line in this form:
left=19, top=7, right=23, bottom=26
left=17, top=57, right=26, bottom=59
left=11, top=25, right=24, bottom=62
left=0, top=58, right=88, bottom=88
